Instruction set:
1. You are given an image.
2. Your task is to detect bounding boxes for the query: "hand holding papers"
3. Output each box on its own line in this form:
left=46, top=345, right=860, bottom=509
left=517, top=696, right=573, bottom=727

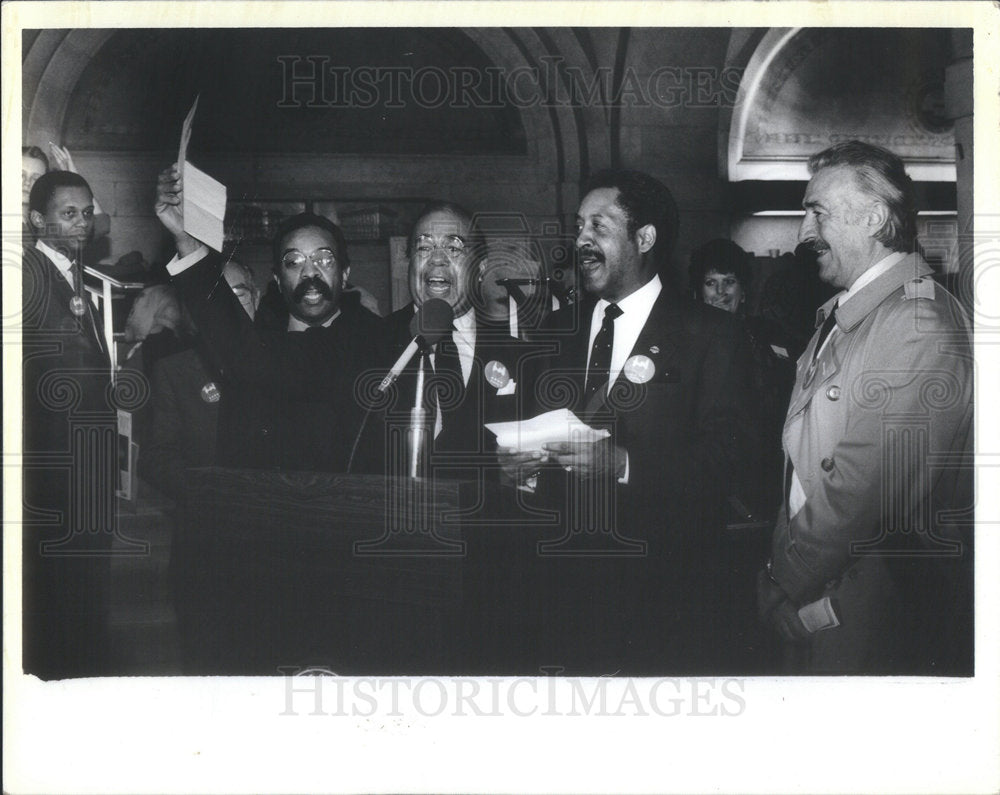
left=492, top=410, right=626, bottom=484
left=487, top=408, right=609, bottom=454
left=177, top=96, right=227, bottom=251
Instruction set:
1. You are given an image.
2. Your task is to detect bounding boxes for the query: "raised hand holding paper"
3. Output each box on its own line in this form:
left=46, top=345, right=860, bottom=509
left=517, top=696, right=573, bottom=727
left=178, top=95, right=226, bottom=251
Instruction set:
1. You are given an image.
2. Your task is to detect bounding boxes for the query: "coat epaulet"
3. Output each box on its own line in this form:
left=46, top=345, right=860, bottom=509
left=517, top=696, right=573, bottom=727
left=903, top=276, right=936, bottom=301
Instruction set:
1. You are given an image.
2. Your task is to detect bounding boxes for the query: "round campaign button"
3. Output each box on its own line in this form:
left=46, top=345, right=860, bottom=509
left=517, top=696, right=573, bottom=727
left=69, top=295, right=86, bottom=317
left=200, top=382, right=221, bottom=403
left=623, top=354, right=655, bottom=384
left=484, top=360, right=511, bottom=389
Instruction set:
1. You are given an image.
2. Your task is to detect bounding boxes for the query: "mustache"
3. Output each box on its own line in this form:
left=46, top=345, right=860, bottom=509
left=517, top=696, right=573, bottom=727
left=805, top=238, right=829, bottom=254
left=292, top=276, right=334, bottom=303
left=577, top=246, right=604, bottom=262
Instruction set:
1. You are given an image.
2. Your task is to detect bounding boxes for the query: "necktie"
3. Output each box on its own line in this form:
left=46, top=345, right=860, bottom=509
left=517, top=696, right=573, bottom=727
left=812, top=303, right=838, bottom=362
left=435, top=331, right=465, bottom=388
left=585, top=303, right=623, bottom=399
left=430, top=330, right=464, bottom=439
left=70, top=260, right=105, bottom=357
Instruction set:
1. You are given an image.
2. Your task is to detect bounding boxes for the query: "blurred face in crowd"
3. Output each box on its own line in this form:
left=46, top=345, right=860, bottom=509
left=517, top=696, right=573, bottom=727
left=409, top=209, right=474, bottom=316
left=124, top=286, right=181, bottom=343
left=274, top=225, right=347, bottom=326
left=701, top=270, right=745, bottom=314
left=476, top=252, right=542, bottom=322
left=30, top=186, right=95, bottom=249
left=799, top=165, right=876, bottom=290
left=23, top=154, right=47, bottom=207
left=223, top=260, right=259, bottom=320
left=575, top=187, right=654, bottom=303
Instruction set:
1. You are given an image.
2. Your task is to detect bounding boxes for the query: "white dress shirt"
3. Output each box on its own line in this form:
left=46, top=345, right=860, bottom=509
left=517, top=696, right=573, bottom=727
left=583, top=274, right=661, bottom=483
left=416, top=304, right=477, bottom=387
left=166, top=244, right=210, bottom=276
left=586, top=274, right=662, bottom=394
left=421, top=306, right=476, bottom=439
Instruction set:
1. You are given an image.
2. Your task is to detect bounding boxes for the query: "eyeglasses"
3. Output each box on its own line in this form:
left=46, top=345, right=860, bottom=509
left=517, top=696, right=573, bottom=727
left=281, top=248, right=337, bottom=270
left=414, top=237, right=467, bottom=261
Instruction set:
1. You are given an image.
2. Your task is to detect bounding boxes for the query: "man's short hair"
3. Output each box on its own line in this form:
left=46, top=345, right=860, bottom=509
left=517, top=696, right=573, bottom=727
left=807, top=140, right=917, bottom=253
left=689, top=238, right=752, bottom=295
left=22, top=145, right=49, bottom=169
left=407, top=201, right=488, bottom=264
left=28, top=170, right=91, bottom=216
left=271, top=212, right=350, bottom=272
left=582, top=169, right=680, bottom=272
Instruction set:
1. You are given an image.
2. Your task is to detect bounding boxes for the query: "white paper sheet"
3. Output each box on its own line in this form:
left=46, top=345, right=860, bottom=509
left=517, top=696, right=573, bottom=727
left=177, top=95, right=227, bottom=251
left=486, top=408, right=610, bottom=452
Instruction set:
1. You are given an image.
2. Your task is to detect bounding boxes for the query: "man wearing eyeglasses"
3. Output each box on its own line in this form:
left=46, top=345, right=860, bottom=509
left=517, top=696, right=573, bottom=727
left=154, top=164, right=384, bottom=473
left=383, top=202, right=532, bottom=473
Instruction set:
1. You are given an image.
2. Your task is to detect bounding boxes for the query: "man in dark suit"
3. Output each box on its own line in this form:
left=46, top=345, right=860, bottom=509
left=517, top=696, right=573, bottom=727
left=141, top=260, right=258, bottom=500
left=382, top=202, right=531, bottom=477
left=502, top=169, right=753, bottom=674
left=154, top=164, right=384, bottom=474
left=22, top=170, right=116, bottom=678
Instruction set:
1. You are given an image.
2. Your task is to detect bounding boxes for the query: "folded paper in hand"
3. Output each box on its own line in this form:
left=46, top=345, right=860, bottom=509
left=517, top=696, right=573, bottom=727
left=178, top=96, right=226, bottom=252
left=486, top=409, right=610, bottom=453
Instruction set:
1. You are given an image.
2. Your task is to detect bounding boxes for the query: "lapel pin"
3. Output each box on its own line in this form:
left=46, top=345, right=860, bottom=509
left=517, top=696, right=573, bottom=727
left=649, top=345, right=659, bottom=354
left=623, top=354, right=655, bottom=384
left=200, top=382, right=221, bottom=403
left=69, top=295, right=86, bottom=316
left=484, top=360, right=511, bottom=389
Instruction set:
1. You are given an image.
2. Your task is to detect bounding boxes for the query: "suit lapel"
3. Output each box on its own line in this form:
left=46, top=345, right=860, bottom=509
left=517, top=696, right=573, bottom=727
left=34, top=247, right=107, bottom=357
left=604, top=290, right=683, bottom=404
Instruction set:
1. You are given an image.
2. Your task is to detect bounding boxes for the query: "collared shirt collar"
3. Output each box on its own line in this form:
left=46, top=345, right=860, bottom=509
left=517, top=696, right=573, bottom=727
left=288, top=308, right=341, bottom=332
left=452, top=306, right=476, bottom=335
left=814, top=250, right=909, bottom=331
left=588, top=274, right=662, bottom=394
left=594, top=273, right=662, bottom=319
left=36, top=239, right=75, bottom=288
left=838, top=250, right=908, bottom=308
left=411, top=302, right=476, bottom=338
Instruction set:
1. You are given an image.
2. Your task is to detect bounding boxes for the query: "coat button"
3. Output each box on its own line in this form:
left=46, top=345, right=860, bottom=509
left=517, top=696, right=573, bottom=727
left=260, top=427, right=270, bottom=437
left=821, top=457, right=834, bottom=472
left=826, top=385, right=841, bottom=401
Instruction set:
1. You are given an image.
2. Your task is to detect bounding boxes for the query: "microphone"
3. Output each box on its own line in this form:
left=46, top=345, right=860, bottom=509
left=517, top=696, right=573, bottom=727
left=377, top=298, right=454, bottom=392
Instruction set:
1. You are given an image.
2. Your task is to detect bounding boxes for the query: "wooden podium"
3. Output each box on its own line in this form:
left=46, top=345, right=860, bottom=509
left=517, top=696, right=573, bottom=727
left=173, top=469, right=476, bottom=675
left=172, top=468, right=776, bottom=676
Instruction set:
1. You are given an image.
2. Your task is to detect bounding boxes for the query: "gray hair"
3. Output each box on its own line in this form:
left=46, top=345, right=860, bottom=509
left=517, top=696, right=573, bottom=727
left=807, top=141, right=917, bottom=252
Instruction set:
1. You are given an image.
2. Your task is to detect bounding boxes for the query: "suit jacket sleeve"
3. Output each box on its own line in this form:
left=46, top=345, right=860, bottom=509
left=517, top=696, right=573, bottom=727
left=141, top=357, right=187, bottom=499
left=624, top=311, right=753, bottom=509
left=771, top=296, right=973, bottom=604
left=171, top=252, right=348, bottom=397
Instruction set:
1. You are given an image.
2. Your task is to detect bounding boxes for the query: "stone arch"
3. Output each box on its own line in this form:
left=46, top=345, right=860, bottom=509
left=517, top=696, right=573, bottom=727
left=722, top=27, right=957, bottom=182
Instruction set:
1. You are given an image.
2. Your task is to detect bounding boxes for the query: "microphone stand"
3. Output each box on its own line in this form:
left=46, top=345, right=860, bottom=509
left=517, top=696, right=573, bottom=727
left=496, top=277, right=558, bottom=337
left=408, top=352, right=431, bottom=479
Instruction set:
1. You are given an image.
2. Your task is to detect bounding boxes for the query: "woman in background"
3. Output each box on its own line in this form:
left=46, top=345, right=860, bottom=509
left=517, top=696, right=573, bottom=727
left=689, top=238, right=795, bottom=523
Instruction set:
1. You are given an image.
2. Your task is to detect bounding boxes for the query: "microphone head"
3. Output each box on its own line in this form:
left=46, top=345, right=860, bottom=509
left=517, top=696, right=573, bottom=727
left=410, top=298, right=455, bottom=346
